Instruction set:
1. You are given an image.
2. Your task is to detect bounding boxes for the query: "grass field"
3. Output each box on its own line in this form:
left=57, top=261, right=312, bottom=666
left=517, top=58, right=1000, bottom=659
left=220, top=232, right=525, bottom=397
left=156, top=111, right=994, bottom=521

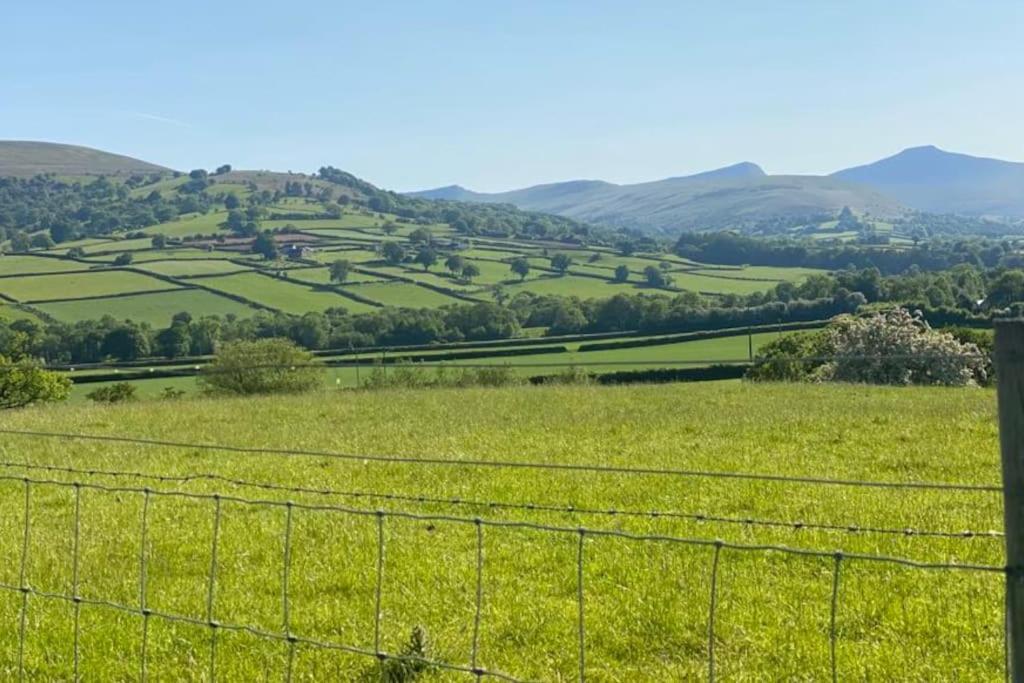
left=0, top=271, right=180, bottom=302
left=35, top=290, right=256, bottom=326
left=341, top=282, right=469, bottom=308
left=199, top=273, right=372, bottom=314
left=0, top=382, right=1004, bottom=680
left=136, top=260, right=252, bottom=278
left=0, top=256, right=92, bottom=276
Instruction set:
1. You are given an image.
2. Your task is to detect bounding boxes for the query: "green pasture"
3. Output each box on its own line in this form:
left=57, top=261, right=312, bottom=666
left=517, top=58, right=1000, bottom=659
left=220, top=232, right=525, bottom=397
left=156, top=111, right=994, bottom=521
left=0, top=255, right=91, bottom=276
left=340, top=282, right=469, bottom=309
left=0, top=383, right=1005, bottom=679
left=0, top=271, right=181, bottom=303
left=199, top=272, right=369, bottom=313
left=143, top=212, right=230, bottom=238
left=135, top=260, right=253, bottom=278
left=34, top=290, right=256, bottom=326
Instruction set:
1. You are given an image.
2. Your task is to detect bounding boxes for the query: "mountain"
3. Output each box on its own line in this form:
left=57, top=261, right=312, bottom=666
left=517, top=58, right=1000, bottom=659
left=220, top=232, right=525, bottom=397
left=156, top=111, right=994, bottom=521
left=0, top=141, right=172, bottom=177
left=411, top=162, right=903, bottom=233
left=832, top=145, right=1024, bottom=216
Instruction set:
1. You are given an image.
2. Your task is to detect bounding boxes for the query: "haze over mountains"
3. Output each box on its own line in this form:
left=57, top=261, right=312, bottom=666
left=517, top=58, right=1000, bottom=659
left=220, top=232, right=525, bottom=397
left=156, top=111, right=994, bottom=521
left=413, top=146, right=1024, bottom=233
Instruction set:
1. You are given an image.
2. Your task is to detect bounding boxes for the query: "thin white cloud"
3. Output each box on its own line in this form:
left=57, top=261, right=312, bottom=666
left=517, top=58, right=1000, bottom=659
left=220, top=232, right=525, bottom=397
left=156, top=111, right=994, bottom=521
left=121, top=110, right=192, bottom=128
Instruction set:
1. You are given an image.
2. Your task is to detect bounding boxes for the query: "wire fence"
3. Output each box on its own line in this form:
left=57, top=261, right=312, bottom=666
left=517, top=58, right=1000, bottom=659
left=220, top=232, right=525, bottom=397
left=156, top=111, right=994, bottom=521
left=0, top=428, right=1001, bottom=493
left=1, top=474, right=1007, bottom=682
left=0, top=459, right=1003, bottom=541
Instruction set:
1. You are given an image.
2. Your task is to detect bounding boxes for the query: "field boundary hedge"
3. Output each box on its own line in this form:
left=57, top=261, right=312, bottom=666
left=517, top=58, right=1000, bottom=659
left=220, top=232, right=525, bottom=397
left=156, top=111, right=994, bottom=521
left=576, top=319, right=828, bottom=352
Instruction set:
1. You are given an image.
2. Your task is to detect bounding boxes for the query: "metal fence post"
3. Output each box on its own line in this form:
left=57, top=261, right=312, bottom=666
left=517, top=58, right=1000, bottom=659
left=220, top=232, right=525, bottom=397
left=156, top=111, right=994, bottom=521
left=995, top=319, right=1024, bottom=682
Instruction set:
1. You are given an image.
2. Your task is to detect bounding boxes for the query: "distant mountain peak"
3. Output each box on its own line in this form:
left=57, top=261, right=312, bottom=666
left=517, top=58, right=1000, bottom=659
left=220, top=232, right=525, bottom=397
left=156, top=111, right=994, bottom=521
left=666, top=161, right=765, bottom=183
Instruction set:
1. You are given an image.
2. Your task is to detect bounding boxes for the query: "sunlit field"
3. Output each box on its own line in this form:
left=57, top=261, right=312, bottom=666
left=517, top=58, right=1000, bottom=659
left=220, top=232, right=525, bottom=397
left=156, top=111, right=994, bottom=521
left=0, top=382, right=1005, bottom=680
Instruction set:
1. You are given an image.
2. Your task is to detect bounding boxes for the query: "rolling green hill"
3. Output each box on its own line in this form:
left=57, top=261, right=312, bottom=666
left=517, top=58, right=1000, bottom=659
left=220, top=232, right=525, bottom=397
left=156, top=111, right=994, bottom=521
left=0, top=140, right=172, bottom=176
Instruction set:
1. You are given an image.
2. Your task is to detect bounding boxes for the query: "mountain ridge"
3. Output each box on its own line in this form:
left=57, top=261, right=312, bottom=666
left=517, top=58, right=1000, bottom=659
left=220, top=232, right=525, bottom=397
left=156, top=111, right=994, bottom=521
left=0, top=141, right=173, bottom=177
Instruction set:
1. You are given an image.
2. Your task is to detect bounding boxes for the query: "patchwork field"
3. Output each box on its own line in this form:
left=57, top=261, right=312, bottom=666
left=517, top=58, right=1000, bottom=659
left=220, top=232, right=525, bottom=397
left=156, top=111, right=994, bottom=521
left=0, top=382, right=1004, bottom=680
left=0, top=270, right=179, bottom=303
left=35, top=290, right=256, bottom=326
left=6, top=198, right=827, bottom=330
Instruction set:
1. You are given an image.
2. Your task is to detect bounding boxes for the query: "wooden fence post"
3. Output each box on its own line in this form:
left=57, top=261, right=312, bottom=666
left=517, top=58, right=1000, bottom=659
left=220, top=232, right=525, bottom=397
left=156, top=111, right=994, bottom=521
left=996, top=319, right=1024, bottom=682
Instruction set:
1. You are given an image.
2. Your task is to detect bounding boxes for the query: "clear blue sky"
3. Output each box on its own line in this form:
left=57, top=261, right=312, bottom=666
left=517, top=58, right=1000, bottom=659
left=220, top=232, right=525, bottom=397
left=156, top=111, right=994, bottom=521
left=3, top=1, right=1022, bottom=192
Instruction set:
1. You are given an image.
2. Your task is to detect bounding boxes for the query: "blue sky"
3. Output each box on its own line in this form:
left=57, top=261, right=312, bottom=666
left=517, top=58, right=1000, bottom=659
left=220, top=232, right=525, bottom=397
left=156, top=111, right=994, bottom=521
left=3, top=1, right=1022, bottom=191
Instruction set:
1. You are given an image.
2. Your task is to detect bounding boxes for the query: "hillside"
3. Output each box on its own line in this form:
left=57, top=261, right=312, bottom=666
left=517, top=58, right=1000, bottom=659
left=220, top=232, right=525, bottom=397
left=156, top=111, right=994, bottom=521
left=832, top=145, right=1024, bottom=217
left=413, top=164, right=905, bottom=233
left=0, top=140, right=172, bottom=176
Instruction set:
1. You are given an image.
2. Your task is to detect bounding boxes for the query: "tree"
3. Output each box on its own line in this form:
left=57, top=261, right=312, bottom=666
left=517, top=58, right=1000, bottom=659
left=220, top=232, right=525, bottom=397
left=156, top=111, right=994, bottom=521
left=409, top=228, right=432, bottom=245
left=198, top=339, right=324, bottom=395
left=614, top=265, right=630, bottom=282
left=381, top=241, right=405, bottom=266
left=510, top=257, right=530, bottom=281
left=252, top=231, right=279, bottom=260
left=101, top=325, right=150, bottom=360
left=550, top=253, right=572, bottom=274
left=224, top=194, right=241, bottom=210
left=215, top=164, right=232, bottom=175
left=156, top=322, right=192, bottom=358
left=151, top=234, right=167, bottom=249
left=642, top=265, right=669, bottom=287
left=414, top=246, right=438, bottom=271
left=986, top=270, right=1024, bottom=309
left=67, top=247, right=86, bottom=259
left=113, top=252, right=134, bottom=266
left=461, top=263, right=481, bottom=282
left=0, top=356, right=71, bottom=409
left=86, top=382, right=138, bottom=403
left=329, top=259, right=352, bottom=284
left=381, top=221, right=398, bottom=236
left=445, top=254, right=465, bottom=275
left=9, top=232, right=30, bottom=253
left=30, top=233, right=55, bottom=250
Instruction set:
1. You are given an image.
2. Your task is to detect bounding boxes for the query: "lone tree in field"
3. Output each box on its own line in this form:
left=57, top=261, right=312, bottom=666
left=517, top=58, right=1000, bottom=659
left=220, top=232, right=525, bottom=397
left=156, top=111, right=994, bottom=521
left=414, top=246, right=438, bottom=271
left=0, top=355, right=71, bottom=409
left=550, top=253, right=572, bottom=274
left=643, top=265, right=670, bottom=287
left=445, top=254, right=465, bottom=276
left=614, top=264, right=630, bottom=282
left=329, top=259, right=351, bottom=284
left=199, top=339, right=324, bottom=395
left=381, top=220, right=399, bottom=236
left=461, top=262, right=480, bottom=282
left=151, top=234, right=167, bottom=249
left=381, top=241, right=405, bottom=266
left=409, top=227, right=433, bottom=245
left=251, top=231, right=279, bottom=260
left=113, top=252, right=134, bottom=266
left=510, top=257, right=530, bottom=281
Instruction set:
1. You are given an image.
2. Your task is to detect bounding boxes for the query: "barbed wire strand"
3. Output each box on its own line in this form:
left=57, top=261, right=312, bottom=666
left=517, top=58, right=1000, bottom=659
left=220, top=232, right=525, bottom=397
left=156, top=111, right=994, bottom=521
left=0, top=475, right=1006, bottom=574
left=32, top=352, right=995, bottom=375
left=0, top=460, right=999, bottom=541
left=708, top=542, right=723, bottom=683
left=17, top=480, right=30, bottom=682
left=577, top=529, right=587, bottom=683
left=206, top=496, right=222, bottom=683
left=0, top=428, right=1000, bottom=493
left=139, top=489, right=151, bottom=683
left=830, top=553, right=843, bottom=683
left=12, top=460, right=1006, bottom=539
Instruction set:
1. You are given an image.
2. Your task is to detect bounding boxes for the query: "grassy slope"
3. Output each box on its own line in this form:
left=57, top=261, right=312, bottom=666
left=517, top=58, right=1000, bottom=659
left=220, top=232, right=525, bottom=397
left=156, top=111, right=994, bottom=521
left=0, top=270, right=180, bottom=302
left=0, top=382, right=1003, bottom=679
left=0, top=141, right=170, bottom=176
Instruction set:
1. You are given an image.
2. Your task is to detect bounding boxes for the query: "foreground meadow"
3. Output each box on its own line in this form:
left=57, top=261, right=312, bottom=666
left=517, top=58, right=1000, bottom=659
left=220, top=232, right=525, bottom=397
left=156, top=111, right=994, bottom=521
left=0, top=382, right=1006, bottom=680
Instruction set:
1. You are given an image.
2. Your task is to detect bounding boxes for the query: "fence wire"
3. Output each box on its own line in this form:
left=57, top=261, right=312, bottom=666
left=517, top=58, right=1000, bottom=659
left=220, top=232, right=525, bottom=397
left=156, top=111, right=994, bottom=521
left=0, top=460, right=1001, bottom=541
left=0, top=472, right=1007, bottom=681
left=0, top=428, right=1000, bottom=493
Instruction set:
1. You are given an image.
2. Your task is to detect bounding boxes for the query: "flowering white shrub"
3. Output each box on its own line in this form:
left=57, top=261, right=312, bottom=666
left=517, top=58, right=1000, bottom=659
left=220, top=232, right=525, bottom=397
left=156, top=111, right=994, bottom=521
left=815, top=309, right=985, bottom=386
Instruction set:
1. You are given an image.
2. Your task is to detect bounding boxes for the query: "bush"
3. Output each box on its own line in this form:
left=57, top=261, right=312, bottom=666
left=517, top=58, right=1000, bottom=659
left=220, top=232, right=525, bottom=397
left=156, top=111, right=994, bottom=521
left=198, top=339, right=324, bottom=395
left=86, top=382, right=138, bottom=403
left=0, top=356, right=71, bottom=409
left=748, top=309, right=986, bottom=386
